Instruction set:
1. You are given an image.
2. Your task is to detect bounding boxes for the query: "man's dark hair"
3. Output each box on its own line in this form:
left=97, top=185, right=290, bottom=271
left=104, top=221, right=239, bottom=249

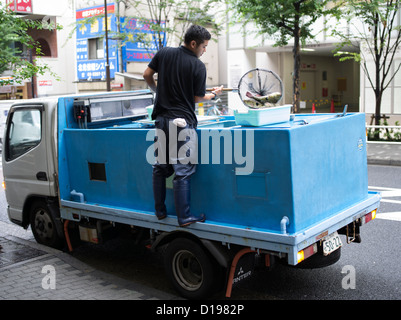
left=184, top=25, right=211, bottom=46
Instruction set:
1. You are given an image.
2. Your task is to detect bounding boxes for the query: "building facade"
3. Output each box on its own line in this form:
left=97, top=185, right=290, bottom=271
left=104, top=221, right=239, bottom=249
left=224, top=17, right=360, bottom=114
left=224, top=6, right=401, bottom=124
left=74, top=0, right=221, bottom=93
left=0, top=0, right=221, bottom=98
left=0, top=0, right=76, bottom=99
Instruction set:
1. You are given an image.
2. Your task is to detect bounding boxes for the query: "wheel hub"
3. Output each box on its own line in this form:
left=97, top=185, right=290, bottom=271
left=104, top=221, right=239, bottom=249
left=34, top=210, right=53, bottom=239
left=172, top=250, right=203, bottom=291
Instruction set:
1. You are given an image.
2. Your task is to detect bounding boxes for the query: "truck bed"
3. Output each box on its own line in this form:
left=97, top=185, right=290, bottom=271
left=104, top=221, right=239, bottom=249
left=57, top=92, right=381, bottom=265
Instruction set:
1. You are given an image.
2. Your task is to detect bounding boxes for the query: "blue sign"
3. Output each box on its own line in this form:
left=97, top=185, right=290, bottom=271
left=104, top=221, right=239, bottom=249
left=75, top=4, right=166, bottom=80
left=120, top=17, right=166, bottom=62
left=75, top=4, right=118, bottom=81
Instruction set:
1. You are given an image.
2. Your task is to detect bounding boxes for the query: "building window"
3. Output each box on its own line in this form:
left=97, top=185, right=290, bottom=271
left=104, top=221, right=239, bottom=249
left=34, top=38, right=51, bottom=57
left=88, top=38, right=104, bottom=59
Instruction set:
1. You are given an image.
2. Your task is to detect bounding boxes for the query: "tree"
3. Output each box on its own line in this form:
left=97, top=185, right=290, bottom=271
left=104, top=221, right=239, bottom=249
left=125, top=0, right=223, bottom=53
left=227, top=0, right=339, bottom=112
left=0, top=4, right=60, bottom=86
left=332, top=0, right=401, bottom=126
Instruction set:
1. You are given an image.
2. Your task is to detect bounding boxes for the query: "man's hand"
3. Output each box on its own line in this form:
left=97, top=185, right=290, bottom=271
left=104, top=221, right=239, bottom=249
left=211, top=85, right=224, bottom=97
left=195, top=85, right=224, bottom=103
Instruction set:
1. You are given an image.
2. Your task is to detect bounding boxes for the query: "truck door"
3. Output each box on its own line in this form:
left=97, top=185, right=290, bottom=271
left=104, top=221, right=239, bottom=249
left=2, top=103, right=51, bottom=224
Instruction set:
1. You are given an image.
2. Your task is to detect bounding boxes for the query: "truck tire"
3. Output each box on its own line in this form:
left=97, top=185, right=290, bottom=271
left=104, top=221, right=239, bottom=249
left=164, top=238, right=219, bottom=299
left=30, top=200, right=63, bottom=249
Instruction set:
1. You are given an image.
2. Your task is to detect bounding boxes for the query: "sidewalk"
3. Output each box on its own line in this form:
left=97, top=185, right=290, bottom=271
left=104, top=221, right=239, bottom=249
left=0, top=222, right=178, bottom=300
left=367, top=141, right=401, bottom=166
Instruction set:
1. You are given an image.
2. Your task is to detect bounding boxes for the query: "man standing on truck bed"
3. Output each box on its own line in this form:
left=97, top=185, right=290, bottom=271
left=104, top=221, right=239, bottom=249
left=143, top=24, right=223, bottom=227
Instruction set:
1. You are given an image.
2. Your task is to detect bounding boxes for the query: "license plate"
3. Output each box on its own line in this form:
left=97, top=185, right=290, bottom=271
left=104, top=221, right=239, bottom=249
left=323, top=232, right=342, bottom=255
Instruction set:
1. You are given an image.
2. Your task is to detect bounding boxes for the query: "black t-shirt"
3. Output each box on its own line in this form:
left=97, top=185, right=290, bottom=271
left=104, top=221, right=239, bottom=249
left=148, top=46, right=207, bottom=126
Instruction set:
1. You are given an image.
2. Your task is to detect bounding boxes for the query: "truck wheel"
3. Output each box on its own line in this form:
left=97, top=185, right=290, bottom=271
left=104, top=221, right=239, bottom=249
left=164, top=238, right=218, bottom=299
left=30, top=200, right=63, bottom=249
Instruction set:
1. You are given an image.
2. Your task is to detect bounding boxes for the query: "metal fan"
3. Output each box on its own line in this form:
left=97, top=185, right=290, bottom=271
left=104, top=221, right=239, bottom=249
left=237, top=68, right=283, bottom=109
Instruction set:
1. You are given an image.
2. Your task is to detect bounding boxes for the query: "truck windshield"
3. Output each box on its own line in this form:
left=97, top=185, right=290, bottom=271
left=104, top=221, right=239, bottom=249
left=6, top=108, right=41, bottom=161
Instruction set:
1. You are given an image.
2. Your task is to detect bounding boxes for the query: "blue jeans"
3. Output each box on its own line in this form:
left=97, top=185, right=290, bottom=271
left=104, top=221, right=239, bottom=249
left=152, top=116, right=197, bottom=181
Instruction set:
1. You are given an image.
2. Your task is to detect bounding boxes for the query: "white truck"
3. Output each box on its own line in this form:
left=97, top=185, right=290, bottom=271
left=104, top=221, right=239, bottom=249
left=2, top=90, right=381, bottom=299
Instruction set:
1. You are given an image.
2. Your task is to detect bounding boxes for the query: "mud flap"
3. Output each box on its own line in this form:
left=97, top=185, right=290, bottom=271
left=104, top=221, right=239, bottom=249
left=225, top=248, right=256, bottom=298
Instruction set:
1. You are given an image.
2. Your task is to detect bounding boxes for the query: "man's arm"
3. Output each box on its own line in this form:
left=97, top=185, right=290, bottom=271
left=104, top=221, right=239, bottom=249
left=143, top=67, right=157, bottom=92
left=194, top=85, right=224, bottom=103
left=194, top=93, right=216, bottom=103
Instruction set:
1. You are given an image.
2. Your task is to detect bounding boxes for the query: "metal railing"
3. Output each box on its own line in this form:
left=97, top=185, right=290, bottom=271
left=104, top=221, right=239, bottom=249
left=366, top=125, right=401, bottom=142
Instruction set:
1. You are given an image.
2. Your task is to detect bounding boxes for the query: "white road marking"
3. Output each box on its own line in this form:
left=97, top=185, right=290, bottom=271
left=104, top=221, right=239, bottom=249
left=375, top=212, right=401, bottom=222
left=369, top=186, right=401, bottom=221
left=381, top=199, right=401, bottom=205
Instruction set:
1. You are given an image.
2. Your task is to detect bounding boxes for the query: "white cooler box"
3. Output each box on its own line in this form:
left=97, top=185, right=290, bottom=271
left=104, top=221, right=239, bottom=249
left=234, top=105, right=292, bottom=126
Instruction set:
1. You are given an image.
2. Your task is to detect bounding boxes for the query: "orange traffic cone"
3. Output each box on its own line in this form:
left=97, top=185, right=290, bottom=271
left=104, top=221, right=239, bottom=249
left=312, top=103, right=316, bottom=113
left=330, top=99, right=335, bottom=113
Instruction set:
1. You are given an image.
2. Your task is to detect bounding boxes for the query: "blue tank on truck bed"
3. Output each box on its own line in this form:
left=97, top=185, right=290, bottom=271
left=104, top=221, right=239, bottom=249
left=2, top=90, right=381, bottom=299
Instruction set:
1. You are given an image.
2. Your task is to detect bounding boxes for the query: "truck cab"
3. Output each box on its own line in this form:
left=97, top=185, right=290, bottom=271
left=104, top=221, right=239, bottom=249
left=3, top=100, right=58, bottom=237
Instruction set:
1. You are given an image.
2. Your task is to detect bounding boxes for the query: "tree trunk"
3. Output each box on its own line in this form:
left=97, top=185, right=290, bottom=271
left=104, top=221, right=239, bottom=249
left=292, top=25, right=301, bottom=113
left=374, top=90, right=382, bottom=126
left=373, top=89, right=382, bottom=139
left=373, top=12, right=381, bottom=127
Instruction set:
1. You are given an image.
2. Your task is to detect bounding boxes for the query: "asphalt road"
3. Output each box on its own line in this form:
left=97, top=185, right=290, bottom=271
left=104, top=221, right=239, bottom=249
left=1, top=164, right=400, bottom=300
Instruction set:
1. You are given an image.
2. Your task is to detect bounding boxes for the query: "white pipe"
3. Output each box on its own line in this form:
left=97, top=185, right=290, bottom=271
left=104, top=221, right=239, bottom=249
left=280, top=216, right=289, bottom=234
left=70, top=190, right=84, bottom=203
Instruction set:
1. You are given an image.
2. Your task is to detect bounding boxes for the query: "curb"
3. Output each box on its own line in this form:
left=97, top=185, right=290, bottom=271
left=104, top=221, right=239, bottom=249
left=367, top=141, right=401, bottom=167
left=367, top=158, right=401, bottom=167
